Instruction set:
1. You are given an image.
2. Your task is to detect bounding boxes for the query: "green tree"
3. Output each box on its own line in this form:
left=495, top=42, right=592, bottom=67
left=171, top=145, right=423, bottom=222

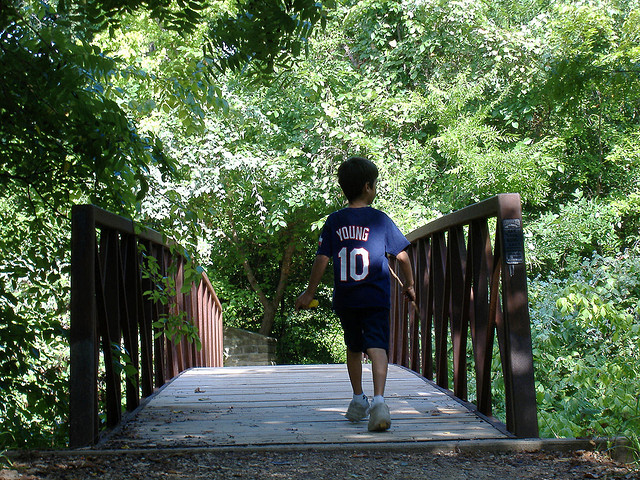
left=136, top=78, right=341, bottom=335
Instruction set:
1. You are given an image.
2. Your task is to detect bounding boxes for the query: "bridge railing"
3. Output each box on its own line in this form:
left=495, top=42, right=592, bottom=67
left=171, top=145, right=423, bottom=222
left=69, top=205, right=223, bottom=447
left=389, top=193, right=538, bottom=438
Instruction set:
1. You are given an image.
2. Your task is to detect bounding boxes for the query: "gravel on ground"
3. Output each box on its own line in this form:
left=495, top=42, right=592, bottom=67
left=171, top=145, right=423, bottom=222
left=1, top=447, right=637, bottom=480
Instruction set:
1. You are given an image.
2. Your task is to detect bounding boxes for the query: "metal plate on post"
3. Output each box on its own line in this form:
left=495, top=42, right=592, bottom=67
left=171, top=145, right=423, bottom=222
left=502, top=219, right=524, bottom=266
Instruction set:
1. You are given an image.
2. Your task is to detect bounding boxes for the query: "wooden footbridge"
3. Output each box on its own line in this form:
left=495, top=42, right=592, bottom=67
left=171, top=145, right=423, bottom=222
left=99, top=364, right=510, bottom=449
left=69, top=194, right=538, bottom=449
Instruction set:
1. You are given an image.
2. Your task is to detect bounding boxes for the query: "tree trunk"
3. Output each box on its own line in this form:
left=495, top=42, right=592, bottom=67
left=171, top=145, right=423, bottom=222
left=228, top=212, right=297, bottom=337
left=258, top=240, right=296, bottom=336
left=259, top=303, right=277, bottom=337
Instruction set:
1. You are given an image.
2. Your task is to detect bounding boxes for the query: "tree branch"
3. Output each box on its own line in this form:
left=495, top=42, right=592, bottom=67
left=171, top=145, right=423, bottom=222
left=226, top=210, right=270, bottom=309
left=273, top=239, right=296, bottom=305
left=342, top=43, right=362, bottom=70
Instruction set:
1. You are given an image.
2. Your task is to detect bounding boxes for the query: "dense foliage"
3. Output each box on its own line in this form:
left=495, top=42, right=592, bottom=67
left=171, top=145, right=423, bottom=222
left=0, top=0, right=333, bottom=449
left=530, top=252, right=640, bottom=442
left=1, top=0, right=639, bottom=449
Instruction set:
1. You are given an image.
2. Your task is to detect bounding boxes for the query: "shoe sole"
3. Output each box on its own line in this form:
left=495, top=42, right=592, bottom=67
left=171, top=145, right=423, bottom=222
left=368, top=419, right=391, bottom=431
left=345, top=413, right=369, bottom=422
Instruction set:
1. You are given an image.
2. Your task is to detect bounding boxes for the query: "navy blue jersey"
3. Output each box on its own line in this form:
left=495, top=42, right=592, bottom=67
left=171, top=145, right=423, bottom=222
left=316, top=207, right=410, bottom=309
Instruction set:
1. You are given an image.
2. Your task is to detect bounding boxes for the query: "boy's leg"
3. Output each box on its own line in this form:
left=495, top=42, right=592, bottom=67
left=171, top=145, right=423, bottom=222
left=345, top=349, right=369, bottom=421
left=366, top=347, right=391, bottom=432
left=366, top=347, right=388, bottom=397
left=339, top=310, right=370, bottom=422
left=346, top=349, right=364, bottom=395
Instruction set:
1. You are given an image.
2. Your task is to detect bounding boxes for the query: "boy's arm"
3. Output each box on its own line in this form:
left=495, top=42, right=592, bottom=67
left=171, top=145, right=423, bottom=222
left=395, top=250, right=416, bottom=302
left=295, top=254, right=330, bottom=310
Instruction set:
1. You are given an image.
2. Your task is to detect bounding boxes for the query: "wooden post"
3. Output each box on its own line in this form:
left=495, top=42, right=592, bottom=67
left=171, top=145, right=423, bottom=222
left=69, top=205, right=98, bottom=447
left=497, top=194, right=539, bottom=438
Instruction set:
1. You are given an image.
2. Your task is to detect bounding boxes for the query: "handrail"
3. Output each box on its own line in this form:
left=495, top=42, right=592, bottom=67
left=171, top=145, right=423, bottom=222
left=389, top=193, right=538, bottom=438
left=69, top=205, right=224, bottom=447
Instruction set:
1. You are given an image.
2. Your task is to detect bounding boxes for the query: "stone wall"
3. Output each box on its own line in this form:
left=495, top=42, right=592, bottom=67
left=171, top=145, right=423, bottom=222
left=223, top=326, right=277, bottom=366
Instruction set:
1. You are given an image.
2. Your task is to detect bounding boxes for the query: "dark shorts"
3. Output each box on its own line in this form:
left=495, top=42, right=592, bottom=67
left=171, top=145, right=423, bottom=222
left=335, top=307, right=390, bottom=354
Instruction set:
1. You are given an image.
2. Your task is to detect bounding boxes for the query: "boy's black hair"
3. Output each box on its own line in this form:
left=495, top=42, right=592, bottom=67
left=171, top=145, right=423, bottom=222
left=337, top=156, right=379, bottom=203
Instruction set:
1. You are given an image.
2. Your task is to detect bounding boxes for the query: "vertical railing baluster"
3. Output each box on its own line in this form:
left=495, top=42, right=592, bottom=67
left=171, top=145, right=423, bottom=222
left=408, top=247, right=420, bottom=373
left=99, top=230, right=122, bottom=428
left=388, top=260, right=398, bottom=364
left=121, top=233, right=140, bottom=412
left=432, top=232, right=448, bottom=388
left=461, top=225, right=474, bottom=403
left=449, top=226, right=467, bottom=401
left=398, top=257, right=409, bottom=367
left=470, top=219, right=494, bottom=415
left=152, top=243, right=167, bottom=388
left=422, top=238, right=433, bottom=380
left=192, top=282, right=202, bottom=367
left=139, top=240, right=154, bottom=398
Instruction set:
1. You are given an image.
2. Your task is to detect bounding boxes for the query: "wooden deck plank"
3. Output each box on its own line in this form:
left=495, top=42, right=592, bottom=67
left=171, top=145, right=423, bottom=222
left=103, top=364, right=509, bottom=448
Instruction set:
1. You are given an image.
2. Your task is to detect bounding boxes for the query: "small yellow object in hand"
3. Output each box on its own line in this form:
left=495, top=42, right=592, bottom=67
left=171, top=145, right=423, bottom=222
left=308, top=299, right=319, bottom=308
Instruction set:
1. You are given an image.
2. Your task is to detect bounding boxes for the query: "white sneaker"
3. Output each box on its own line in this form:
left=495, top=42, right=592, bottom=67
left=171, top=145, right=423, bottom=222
left=345, top=397, right=370, bottom=422
left=368, top=402, right=391, bottom=431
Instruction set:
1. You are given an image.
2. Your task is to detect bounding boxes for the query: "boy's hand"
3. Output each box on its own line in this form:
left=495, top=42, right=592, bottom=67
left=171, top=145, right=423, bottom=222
left=404, top=285, right=416, bottom=303
left=295, top=291, right=314, bottom=311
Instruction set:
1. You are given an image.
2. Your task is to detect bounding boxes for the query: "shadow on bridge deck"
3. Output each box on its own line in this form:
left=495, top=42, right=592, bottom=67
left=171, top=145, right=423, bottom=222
left=100, top=364, right=510, bottom=449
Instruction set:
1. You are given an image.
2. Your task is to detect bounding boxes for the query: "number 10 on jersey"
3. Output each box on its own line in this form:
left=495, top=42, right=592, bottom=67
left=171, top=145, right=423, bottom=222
left=338, top=247, right=370, bottom=282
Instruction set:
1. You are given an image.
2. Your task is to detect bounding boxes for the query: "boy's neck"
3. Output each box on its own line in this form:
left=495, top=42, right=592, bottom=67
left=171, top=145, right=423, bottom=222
left=348, top=199, right=370, bottom=208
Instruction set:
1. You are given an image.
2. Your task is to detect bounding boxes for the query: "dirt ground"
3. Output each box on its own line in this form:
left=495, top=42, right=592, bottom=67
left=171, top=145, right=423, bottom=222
left=1, top=448, right=637, bottom=480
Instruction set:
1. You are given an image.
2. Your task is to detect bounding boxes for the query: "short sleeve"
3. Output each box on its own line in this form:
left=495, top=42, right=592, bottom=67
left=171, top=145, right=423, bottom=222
left=385, top=216, right=410, bottom=257
left=316, top=217, right=332, bottom=257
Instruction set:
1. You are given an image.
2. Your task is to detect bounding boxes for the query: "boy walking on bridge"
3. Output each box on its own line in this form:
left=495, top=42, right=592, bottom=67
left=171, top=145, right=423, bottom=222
left=296, top=156, right=415, bottom=432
